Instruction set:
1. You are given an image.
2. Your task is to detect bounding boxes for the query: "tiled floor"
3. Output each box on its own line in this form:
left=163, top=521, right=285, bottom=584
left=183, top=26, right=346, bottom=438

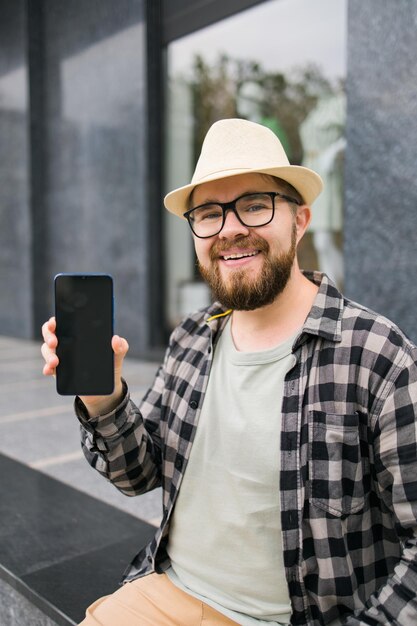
left=0, top=335, right=163, bottom=527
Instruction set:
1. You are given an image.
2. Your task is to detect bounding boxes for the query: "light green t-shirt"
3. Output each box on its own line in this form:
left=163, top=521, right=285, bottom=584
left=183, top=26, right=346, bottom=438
left=167, top=319, right=297, bottom=626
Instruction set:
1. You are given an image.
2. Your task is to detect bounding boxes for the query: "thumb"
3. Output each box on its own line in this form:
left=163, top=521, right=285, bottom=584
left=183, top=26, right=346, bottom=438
left=112, top=335, right=129, bottom=371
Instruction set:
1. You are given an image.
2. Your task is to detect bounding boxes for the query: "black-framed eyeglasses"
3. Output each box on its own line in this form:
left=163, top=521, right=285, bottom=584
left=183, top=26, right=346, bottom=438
left=183, top=191, right=301, bottom=239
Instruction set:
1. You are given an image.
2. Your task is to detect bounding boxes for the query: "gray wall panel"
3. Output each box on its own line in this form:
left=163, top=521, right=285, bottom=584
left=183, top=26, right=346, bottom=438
left=38, top=0, right=149, bottom=356
left=0, top=0, right=32, bottom=338
left=345, top=0, right=417, bottom=340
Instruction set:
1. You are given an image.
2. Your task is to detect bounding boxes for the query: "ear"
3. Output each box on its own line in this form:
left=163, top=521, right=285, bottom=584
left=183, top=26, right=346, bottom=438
left=294, top=205, right=311, bottom=244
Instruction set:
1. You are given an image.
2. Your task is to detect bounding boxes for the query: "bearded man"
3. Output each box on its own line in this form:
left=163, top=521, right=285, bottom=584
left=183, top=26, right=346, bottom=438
left=42, top=119, right=417, bottom=626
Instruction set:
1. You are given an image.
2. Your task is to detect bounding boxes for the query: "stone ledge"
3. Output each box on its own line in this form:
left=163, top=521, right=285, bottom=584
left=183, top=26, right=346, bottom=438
left=0, top=453, right=155, bottom=625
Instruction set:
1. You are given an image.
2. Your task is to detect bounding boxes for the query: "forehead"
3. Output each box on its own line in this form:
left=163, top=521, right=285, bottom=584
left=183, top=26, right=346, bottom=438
left=191, top=173, right=281, bottom=206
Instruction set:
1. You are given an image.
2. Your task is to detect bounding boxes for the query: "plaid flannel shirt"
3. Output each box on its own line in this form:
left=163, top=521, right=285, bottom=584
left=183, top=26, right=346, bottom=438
left=77, top=272, right=417, bottom=626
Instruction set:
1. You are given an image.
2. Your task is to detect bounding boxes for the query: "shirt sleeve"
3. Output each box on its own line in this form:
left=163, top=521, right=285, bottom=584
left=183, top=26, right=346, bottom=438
left=75, top=355, right=167, bottom=496
left=344, top=348, right=417, bottom=625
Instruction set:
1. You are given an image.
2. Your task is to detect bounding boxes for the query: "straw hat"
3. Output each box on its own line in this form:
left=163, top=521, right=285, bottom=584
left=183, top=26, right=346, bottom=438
left=164, top=118, right=323, bottom=218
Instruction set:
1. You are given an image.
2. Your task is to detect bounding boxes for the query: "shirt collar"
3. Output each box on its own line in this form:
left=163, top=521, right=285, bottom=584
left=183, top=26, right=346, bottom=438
left=205, top=271, right=344, bottom=344
left=301, top=270, right=343, bottom=343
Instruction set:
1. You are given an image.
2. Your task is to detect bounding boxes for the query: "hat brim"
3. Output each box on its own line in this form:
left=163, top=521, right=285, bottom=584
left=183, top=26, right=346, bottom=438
left=164, top=165, right=323, bottom=218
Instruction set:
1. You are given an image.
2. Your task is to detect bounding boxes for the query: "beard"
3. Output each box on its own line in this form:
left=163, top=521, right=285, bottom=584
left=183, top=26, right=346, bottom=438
left=198, top=225, right=297, bottom=311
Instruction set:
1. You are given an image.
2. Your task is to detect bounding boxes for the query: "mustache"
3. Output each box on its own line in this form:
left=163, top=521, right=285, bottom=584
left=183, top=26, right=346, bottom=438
left=209, top=235, right=270, bottom=261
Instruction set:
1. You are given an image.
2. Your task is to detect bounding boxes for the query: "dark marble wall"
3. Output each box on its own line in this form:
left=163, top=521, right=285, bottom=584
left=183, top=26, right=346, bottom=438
left=1, top=0, right=149, bottom=354
left=0, top=0, right=32, bottom=337
left=345, top=0, right=417, bottom=340
left=34, top=0, right=149, bottom=356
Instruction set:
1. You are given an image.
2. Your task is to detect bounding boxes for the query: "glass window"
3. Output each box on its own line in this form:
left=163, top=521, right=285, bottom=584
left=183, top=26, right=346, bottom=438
left=165, top=0, right=347, bottom=328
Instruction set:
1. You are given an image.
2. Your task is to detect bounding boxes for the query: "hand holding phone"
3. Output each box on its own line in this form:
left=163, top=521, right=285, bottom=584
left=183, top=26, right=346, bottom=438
left=54, top=274, right=115, bottom=396
left=42, top=315, right=129, bottom=415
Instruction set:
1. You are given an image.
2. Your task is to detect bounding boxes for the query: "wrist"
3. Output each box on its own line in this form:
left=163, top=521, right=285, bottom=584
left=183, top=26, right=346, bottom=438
left=80, top=379, right=126, bottom=417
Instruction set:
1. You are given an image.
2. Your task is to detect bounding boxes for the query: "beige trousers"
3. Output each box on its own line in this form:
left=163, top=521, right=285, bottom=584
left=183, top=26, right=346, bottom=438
left=79, top=572, right=239, bottom=625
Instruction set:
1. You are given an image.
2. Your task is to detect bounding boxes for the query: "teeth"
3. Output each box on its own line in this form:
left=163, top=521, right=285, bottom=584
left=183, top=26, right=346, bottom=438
left=223, top=251, right=258, bottom=260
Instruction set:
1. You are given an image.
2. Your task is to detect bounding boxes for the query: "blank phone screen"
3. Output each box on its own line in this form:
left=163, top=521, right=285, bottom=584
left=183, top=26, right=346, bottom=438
left=55, top=274, right=114, bottom=396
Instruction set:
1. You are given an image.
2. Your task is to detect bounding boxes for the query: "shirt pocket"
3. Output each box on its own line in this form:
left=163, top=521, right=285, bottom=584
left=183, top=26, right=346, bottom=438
left=308, top=410, right=366, bottom=517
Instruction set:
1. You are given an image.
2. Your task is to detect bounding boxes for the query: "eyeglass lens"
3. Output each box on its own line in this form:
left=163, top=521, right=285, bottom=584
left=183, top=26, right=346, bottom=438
left=189, top=193, right=274, bottom=237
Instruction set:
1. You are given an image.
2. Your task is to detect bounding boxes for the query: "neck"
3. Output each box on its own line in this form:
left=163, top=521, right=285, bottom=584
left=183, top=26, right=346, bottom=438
left=230, top=266, right=318, bottom=352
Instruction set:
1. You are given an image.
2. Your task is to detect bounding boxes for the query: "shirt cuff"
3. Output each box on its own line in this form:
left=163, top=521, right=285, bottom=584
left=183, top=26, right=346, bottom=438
left=74, top=378, right=130, bottom=438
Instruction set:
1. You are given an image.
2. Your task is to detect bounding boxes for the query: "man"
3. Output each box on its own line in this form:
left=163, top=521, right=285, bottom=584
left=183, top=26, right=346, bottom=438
left=41, top=119, right=417, bottom=625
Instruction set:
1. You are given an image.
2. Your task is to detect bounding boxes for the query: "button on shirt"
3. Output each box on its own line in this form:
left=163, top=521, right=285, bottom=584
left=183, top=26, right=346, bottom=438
left=76, top=272, right=417, bottom=626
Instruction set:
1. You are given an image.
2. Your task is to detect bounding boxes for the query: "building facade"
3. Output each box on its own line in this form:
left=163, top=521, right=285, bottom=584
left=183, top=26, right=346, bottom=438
left=1, top=0, right=417, bottom=358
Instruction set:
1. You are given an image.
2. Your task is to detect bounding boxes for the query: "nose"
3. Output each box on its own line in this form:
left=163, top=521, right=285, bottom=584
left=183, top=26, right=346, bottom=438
left=219, top=208, right=250, bottom=239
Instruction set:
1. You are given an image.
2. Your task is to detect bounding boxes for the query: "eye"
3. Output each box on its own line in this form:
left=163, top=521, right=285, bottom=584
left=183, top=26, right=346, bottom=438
left=239, top=195, right=272, bottom=213
left=245, top=202, right=269, bottom=213
left=193, top=205, right=223, bottom=223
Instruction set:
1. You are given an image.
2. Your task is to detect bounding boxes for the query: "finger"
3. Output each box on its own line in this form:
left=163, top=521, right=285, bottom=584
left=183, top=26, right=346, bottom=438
left=41, top=342, right=59, bottom=371
left=112, top=335, right=129, bottom=357
left=42, top=317, right=58, bottom=348
left=112, top=336, right=129, bottom=376
left=42, top=357, right=58, bottom=376
left=41, top=316, right=56, bottom=336
left=41, top=341, right=51, bottom=361
left=43, top=362, right=56, bottom=377
left=41, top=340, right=58, bottom=361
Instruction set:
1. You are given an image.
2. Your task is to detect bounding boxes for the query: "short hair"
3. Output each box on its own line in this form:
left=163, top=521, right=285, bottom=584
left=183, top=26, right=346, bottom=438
left=259, top=174, right=304, bottom=213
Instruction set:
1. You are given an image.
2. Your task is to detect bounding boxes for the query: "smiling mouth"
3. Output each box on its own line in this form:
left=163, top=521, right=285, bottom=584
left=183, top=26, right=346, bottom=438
left=221, top=251, right=260, bottom=261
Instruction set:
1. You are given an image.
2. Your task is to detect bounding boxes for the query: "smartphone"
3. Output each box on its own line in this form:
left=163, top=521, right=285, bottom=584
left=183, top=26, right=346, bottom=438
left=54, top=273, right=114, bottom=396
